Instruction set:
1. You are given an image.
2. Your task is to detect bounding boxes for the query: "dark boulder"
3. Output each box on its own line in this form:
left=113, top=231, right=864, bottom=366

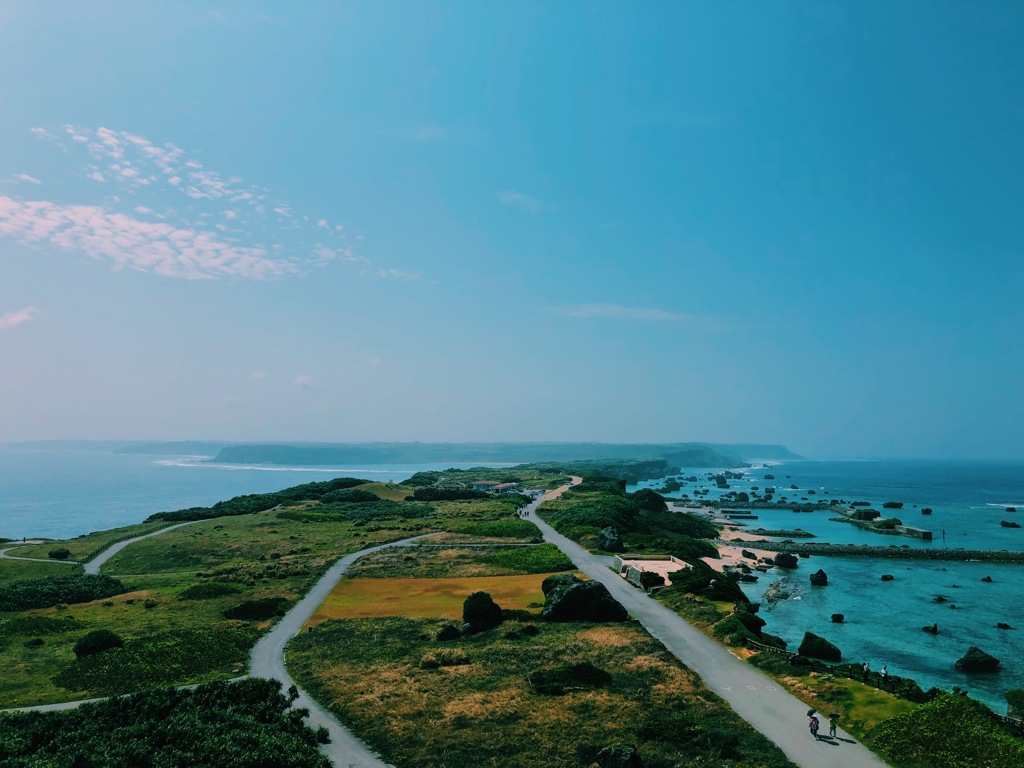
left=798, top=631, right=842, bottom=661
left=1007, top=507, right=1017, bottom=513
left=436, top=624, right=461, bottom=641
left=774, top=553, right=798, bottom=569
left=996, top=622, right=1014, bottom=630
left=933, top=595, right=948, bottom=603
left=1000, top=520, right=1021, bottom=528
left=881, top=574, right=895, bottom=581
left=955, top=646, right=1000, bottom=673
left=883, top=501, right=904, bottom=509
left=596, top=743, right=645, bottom=768
left=809, top=568, right=828, bottom=587
left=831, top=613, right=845, bottom=623
left=739, top=574, right=759, bottom=583
left=981, top=576, right=993, bottom=583
left=462, top=591, right=502, bottom=634
left=741, top=549, right=756, bottom=560
left=922, top=623, right=938, bottom=635
left=596, top=526, right=625, bottom=553
left=921, top=507, right=933, bottom=515
left=541, top=574, right=627, bottom=623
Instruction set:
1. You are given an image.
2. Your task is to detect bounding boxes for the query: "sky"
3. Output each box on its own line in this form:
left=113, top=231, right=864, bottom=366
left=0, top=2, right=1021, bottom=460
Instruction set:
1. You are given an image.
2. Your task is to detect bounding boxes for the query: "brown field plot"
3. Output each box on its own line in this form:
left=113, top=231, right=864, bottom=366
left=306, top=574, right=555, bottom=626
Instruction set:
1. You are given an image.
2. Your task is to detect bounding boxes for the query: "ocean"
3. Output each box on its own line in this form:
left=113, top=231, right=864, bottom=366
left=3, top=448, right=1021, bottom=712
left=631, top=459, right=1024, bottom=712
left=0, top=445, right=511, bottom=540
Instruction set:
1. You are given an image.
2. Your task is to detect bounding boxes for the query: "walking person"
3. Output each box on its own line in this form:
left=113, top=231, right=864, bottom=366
left=881, top=665, right=889, bottom=690
left=829, top=714, right=839, bottom=739
left=862, top=661, right=870, bottom=684
left=808, top=712, right=820, bottom=740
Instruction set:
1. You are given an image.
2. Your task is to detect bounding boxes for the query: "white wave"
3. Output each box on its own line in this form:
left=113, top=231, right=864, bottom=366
left=154, top=459, right=399, bottom=474
left=985, top=503, right=1023, bottom=509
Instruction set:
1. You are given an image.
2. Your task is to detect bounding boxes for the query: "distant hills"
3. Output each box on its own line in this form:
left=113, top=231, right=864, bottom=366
left=6, top=440, right=801, bottom=468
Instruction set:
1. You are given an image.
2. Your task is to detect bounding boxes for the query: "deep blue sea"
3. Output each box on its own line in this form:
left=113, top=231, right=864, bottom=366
left=2, top=449, right=1021, bottom=712
left=631, top=459, right=1024, bottom=713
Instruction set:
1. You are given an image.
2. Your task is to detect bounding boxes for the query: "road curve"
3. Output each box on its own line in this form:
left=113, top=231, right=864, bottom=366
left=252, top=534, right=439, bottom=768
left=83, top=522, right=199, bottom=574
left=527, top=479, right=890, bottom=768
left=0, top=542, right=81, bottom=566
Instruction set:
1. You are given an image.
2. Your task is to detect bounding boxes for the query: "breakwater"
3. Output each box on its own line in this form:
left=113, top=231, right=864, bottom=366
left=750, top=540, right=1024, bottom=564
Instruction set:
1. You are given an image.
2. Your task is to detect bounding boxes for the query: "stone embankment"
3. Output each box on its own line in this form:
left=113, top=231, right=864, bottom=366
left=760, top=541, right=1024, bottom=564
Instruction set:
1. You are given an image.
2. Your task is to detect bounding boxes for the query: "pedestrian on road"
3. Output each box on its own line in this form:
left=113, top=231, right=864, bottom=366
left=829, top=714, right=838, bottom=738
left=808, top=713, right=820, bottom=740
left=862, top=661, right=870, bottom=683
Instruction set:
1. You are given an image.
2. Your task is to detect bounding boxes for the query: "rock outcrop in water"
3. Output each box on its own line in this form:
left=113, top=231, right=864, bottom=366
left=809, top=568, right=828, bottom=586
left=922, top=623, right=938, bottom=634
left=798, top=631, right=842, bottom=661
left=774, top=553, right=798, bottom=568
left=955, top=646, right=1000, bottom=672
left=1000, top=520, right=1021, bottom=528
left=831, top=613, right=845, bottom=623
left=881, top=574, right=895, bottom=581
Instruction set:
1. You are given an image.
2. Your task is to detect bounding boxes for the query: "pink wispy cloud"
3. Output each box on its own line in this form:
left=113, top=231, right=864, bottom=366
left=0, top=197, right=290, bottom=280
left=0, top=305, right=44, bottom=331
left=5, top=124, right=422, bottom=282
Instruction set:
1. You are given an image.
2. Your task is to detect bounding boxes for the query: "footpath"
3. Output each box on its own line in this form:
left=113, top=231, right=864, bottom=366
left=527, top=479, right=891, bottom=768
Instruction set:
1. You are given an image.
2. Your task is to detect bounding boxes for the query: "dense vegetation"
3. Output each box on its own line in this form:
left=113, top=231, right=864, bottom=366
left=539, top=476, right=719, bottom=561
left=0, top=678, right=331, bottom=768
left=52, top=627, right=256, bottom=696
left=0, top=575, right=126, bottom=612
left=146, top=477, right=368, bottom=522
left=873, top=693, right=1024, bottom=768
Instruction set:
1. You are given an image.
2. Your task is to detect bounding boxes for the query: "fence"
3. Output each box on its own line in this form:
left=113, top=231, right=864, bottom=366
left=81, top=524, right=176, bottom=564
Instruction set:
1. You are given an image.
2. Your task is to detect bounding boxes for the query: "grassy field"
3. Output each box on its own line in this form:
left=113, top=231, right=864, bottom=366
left=305, top=574, right=553, bottom=626
left=12, top=521, right=175, bottom=562
left=356, top=482, right=415, bottom=501
left=288, top=616, right=794, bottom=768
left=347, top=543, right=572, bottom=579
left=0, top=558, right=82, bottom=587
left=0, top=485, right=538, bottom=708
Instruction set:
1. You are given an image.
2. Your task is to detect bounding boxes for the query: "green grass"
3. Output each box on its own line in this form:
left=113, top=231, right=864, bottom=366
left=0, top=559, right=81, bottom=587
left=11, top=521, right=174, bottom=562
left=347, top=543, right=572, bottom=579
left=288, top=616, right=795, bottom=768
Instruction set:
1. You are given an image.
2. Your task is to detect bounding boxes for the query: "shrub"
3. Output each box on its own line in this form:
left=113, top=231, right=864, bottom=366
left=74, top=629, right=124, bottom=659
left=0, top=575, right=127, bottom=611
left=319, top=488, right=380, bottom=504
left=462, top=591, right=502, bottom=633
left=48, top=548, right=72, bottom=560
left=453, top=520, right=540, bottom=539
left=223, top=597, right=290, bottom=621
left=179, top=582, right=243, bottom=600
left=477, top=544, right=573, bottom=574
left=529, top=662, right=612, bottom=695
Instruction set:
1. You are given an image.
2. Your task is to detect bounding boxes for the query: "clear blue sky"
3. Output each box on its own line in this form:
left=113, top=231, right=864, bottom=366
left=1, top=2, right=1021, bottom=459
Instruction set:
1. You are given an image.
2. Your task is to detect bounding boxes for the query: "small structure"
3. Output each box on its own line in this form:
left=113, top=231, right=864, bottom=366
left=471, top=481, right=519, bottom=494
left=894, top=525, right=933, bottom=540
left=493, top=482, right=519, bottom=494
left=612, top=553, right=690, bottom=588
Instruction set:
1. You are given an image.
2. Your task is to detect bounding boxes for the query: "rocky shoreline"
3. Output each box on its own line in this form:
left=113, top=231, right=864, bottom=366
left=739, top=540, right=1024, bottom=564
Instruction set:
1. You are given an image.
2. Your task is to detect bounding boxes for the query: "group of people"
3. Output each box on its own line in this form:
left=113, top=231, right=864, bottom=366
left=807, top=712, right=838, bottom=740
left=861, top=661, right=890, bottom=689
left=808, top=662, right=894, bottom=741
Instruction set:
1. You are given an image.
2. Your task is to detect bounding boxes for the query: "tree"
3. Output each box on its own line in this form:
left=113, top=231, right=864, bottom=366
left=74, top=629, right=124, bottom=659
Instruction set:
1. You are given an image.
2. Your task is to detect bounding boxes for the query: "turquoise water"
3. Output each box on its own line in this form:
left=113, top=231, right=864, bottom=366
left=0, top=446, right=511, bottom=539
left=632, top=459, right=1024, bottom=712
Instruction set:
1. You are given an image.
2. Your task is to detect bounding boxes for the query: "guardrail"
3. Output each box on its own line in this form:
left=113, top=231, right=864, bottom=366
left=81, top=524, right=176, bottom=564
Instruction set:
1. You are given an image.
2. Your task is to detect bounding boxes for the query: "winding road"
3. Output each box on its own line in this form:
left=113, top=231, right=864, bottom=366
left=527, top=478, right=890, bottom=768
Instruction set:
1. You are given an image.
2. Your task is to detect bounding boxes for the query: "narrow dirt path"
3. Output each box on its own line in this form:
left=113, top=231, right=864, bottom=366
left=527, top=480, right=890, bottom=768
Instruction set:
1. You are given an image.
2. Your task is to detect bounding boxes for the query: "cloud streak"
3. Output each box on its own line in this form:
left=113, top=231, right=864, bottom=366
left=551, top=304, right=692, bottom=321
left=1, top=125, right=419, bottom=282
left=498, top=189, right=544, bottom=214
left=0, top=305, right=43, bottom=331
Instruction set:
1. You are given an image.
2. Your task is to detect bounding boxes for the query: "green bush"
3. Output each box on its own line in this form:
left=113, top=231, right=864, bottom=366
left=873, top=693, right=1024, bottom=768
left=453, top=520, right=540, bottom=539
left=529, top=662, right=612, bottom=695
left=223, top=597, right=291, bottom=621
left=47, top=548, right=72, bottom=560
left=477, top=544, right=573, bottom=574
left=179, top=582, right=243, bottom=600
left=0, top=678, right=331, bottom=767
left=320, top=488, right=380, bottom=503
left=74, top=629, right=124, bottom=659
left=0, top=615, right=83, bottom=636
left=0, top=575, right=127, bottom=611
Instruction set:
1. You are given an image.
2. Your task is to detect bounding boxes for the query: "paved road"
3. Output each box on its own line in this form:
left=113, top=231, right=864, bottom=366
left=251, top=535, right=439, bottom=768
left=528, top=480, right=890, bottom=768
left=83, top=522, right=198, bottom=574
